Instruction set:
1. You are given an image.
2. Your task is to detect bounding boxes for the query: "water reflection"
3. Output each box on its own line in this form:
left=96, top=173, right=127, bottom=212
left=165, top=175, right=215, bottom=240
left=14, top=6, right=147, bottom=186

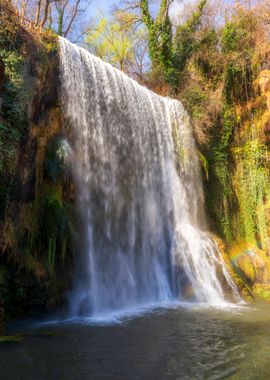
left=0, top=304, right=270, bottom=380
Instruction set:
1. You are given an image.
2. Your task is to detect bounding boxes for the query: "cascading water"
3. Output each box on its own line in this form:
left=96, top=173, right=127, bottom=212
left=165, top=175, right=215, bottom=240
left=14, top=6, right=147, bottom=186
left=59, top=37, right=240, bottom=317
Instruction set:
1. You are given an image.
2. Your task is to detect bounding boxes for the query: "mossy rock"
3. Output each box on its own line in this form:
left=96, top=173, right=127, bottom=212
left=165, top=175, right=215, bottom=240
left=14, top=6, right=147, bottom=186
left=213, top=236, right=252, bottom=301
left=227, top=243, right=270, bottom=301
left=0, top=335, right=23, bottom=343
left=233, top=247, right=270, bottom=284
left=253, top=284, right=270, bottom=301
left=236, top=252, right=256, bottom=282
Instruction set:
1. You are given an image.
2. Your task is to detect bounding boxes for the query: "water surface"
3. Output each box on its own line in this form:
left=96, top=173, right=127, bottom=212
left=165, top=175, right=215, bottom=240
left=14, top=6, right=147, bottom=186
left=1, top=304, right=270, bottom=380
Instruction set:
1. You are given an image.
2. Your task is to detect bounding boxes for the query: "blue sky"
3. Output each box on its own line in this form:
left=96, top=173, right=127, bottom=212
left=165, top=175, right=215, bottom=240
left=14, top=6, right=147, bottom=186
left=90, top=0, right=209, bottom=18
left=90, top=0, right=235, bottom=19
left=91, top=0, right=113, bottom=15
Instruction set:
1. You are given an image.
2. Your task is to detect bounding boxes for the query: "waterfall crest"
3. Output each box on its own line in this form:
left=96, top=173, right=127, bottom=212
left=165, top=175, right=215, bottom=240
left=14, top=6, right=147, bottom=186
left=59, top=37, right=240, bottom=316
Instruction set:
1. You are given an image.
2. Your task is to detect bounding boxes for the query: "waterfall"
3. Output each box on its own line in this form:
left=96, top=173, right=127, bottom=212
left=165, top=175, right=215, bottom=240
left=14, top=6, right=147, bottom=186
left=59, top=37, right=240, bottom=317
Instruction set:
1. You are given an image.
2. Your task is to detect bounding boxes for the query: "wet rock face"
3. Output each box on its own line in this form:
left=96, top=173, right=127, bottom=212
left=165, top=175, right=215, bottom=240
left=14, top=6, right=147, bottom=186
left=0, top=57, right=4, bottom=115
left=253, top=284, right=270, bottom=301
left=258, top=70, right=270, bottom=94
left=0, top=57, right=4, bottom=85
left=228, top=246, right=270, bottom=301
left=236, top=249, right=270, bottom=284
left=32, top=54, right=60, bottom=125
left=257, top=70, right=270, bottom=145
left=0, top=8, right=74, bottom=326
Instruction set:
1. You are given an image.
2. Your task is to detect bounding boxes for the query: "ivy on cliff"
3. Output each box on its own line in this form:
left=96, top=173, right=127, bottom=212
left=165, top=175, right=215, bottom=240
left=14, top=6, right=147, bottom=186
left=177, top=4, right=270, bottom=254
left=0, top=39, right=29, bottom=219
left=140, top=0, right=206, bottom=92
left=0, top=3, right=74, bottom=322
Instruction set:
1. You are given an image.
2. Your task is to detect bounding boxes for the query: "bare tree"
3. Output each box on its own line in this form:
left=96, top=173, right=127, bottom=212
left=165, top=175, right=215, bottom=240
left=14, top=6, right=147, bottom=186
left=40, top=0, right=50, bottom=27
left=34, top=0, right=42, bottom=24
left=127, top=28, right=149, bottom=82
left=12, top=0, right=92, bottom=39
left=52, top=0, right=92, bottom=39
left=20, top=0, right=29, bottom=22
left=55, top=0, right=68, bottom=35
left=63, top=0, right=80, bottom=36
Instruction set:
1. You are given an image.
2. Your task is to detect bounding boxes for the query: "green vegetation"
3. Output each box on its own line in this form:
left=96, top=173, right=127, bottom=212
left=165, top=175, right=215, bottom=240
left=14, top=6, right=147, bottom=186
left=138, top=1, right=270, bottom=297
left=182, top=4, right=270, bottom=296
left=1, top=0, right=270, bottom=324
left=140, top=0, right=206, bottom=91
left=137, top=1, right=270, bottom=249
left=85, top=13, right=135, bottom=71
left=0, top=6, right=29, bottom=217
left=0, top=335, right=23, bottom=343
left=85, top=11, right=148, bottom=81
left=0, top=2, right=74, bottom=327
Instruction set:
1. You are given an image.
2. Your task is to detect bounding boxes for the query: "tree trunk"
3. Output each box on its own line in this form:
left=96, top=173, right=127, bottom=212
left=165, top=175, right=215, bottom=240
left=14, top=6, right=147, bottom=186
left=0, top=58, right=5, bottom=118
left=63, top=0, right=81, bottom=37
left=35, top=0, right=42, bottom=25
left=58, top=10, right=64, bottom=36
left=40, top=0, right=50, bottom=28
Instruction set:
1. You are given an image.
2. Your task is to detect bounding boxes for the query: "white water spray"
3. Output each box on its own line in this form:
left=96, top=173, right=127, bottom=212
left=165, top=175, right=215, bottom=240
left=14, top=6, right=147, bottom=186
left=59, top=37, right=240, bottom=317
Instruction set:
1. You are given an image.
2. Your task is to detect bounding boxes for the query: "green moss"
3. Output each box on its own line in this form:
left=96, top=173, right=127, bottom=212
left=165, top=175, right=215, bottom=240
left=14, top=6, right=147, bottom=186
left=233, top=138, right=270, bottom=249
left=0, top=335, right=23, bottom=343
left=0, top=2, right=21, bottom=49
left=0, top=5, right=74, bottom=323
left=197, top=150, right=209, bottom=181
left=141, top=0, right=207, bottom=91
left=39, top=184, right=70, bottom=273
left=44, top=137, right=68, bottom=184
left=42, top=29, right=59, bottom=54
left=237, top=254, right=256, bottom=282
left=253, top=285, right=270, bottom=301
left=206, top=105, right=237, bottom=242
left=182, top=86, right=208, bottom=121
left=0, top=48, right=34, bottom=219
